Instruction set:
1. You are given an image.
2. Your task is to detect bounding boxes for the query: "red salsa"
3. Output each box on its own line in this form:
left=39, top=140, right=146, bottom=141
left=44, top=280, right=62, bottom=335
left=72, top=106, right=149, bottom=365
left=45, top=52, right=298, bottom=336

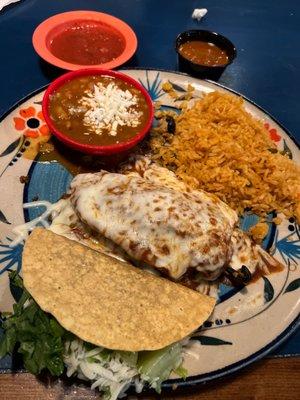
left=49, top=20, right=126, bottom=65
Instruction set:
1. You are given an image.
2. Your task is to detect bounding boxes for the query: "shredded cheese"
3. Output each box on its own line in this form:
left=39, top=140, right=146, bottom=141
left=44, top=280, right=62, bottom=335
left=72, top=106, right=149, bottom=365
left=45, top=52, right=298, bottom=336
left=9, top=200, right=65, bottom=247
left=79, top=82, right=142, bottom=136
left=64, top=339, right=142, bottom=400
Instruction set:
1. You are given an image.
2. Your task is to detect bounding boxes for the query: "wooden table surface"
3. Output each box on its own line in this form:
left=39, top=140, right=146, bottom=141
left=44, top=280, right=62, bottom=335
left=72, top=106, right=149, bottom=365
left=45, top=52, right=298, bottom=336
left=1, top=357, right=299, bottom=400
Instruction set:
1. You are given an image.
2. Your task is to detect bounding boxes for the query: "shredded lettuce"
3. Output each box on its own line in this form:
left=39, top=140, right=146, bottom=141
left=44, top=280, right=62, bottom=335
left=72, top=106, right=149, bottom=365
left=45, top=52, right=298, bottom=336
left=174, top=364, right=188, bottom=379
left=138, top=342, right=183, bottom=392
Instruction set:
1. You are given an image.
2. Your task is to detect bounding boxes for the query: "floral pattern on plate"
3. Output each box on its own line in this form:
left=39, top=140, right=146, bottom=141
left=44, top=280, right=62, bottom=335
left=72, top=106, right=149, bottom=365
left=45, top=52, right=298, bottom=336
left=0, top=70, right=299, bottom=384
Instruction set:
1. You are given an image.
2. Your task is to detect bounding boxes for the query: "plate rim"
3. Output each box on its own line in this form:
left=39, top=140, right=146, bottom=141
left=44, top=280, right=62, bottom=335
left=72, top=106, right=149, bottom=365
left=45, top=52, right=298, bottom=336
left=0, top=68, right=299, bottom=389
left=163, top=314, right=300, bottom=388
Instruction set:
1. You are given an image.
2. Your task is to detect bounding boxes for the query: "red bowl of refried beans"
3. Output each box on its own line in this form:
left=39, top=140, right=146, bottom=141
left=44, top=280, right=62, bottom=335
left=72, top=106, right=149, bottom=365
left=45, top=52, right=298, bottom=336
left=42, top=69, right=154, bottom=155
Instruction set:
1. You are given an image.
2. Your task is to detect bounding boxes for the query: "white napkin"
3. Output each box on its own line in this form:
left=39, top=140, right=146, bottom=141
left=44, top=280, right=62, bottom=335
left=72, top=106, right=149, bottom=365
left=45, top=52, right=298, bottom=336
left=0, top=0, right=20, bottom=11
left=192, top=8, right=208, bottom=21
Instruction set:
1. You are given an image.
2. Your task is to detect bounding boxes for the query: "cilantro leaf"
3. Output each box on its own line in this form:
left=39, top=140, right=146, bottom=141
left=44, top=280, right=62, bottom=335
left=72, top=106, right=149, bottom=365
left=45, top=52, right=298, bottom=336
left=0, top=272, right=66, bottom=376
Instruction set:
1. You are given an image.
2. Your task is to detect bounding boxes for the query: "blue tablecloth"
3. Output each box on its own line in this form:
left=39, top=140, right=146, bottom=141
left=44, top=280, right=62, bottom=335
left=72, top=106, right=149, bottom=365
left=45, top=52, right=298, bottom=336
left=0, top=0, right=299, bottom=357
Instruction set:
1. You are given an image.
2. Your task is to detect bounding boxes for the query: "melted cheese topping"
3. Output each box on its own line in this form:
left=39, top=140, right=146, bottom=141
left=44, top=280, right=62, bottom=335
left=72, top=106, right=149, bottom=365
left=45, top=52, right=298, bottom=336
left=70, top=167, right=238, bottom=280
left=229, top=228, right=282, bottom=275
left=9, top=158, right=279, bottom=284
left=230, top=229, right=264, bottom=274
left=49, top=198, right=129, bottom=263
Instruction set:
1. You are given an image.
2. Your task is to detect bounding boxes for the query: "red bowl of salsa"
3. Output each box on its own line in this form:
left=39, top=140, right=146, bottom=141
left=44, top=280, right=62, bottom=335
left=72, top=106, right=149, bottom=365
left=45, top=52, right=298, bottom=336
left=42, top=69, right=154, bottom=155
left=32, top=11, right=137, bottom=70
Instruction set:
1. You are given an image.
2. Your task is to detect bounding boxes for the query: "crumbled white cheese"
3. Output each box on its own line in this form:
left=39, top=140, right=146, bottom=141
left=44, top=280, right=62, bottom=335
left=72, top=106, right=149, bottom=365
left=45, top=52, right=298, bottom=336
left=79, top=82, right=142, bottom=136
left=192, top=8, right=208, bottom=21
left=63, top=339, right=142, bottom=400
